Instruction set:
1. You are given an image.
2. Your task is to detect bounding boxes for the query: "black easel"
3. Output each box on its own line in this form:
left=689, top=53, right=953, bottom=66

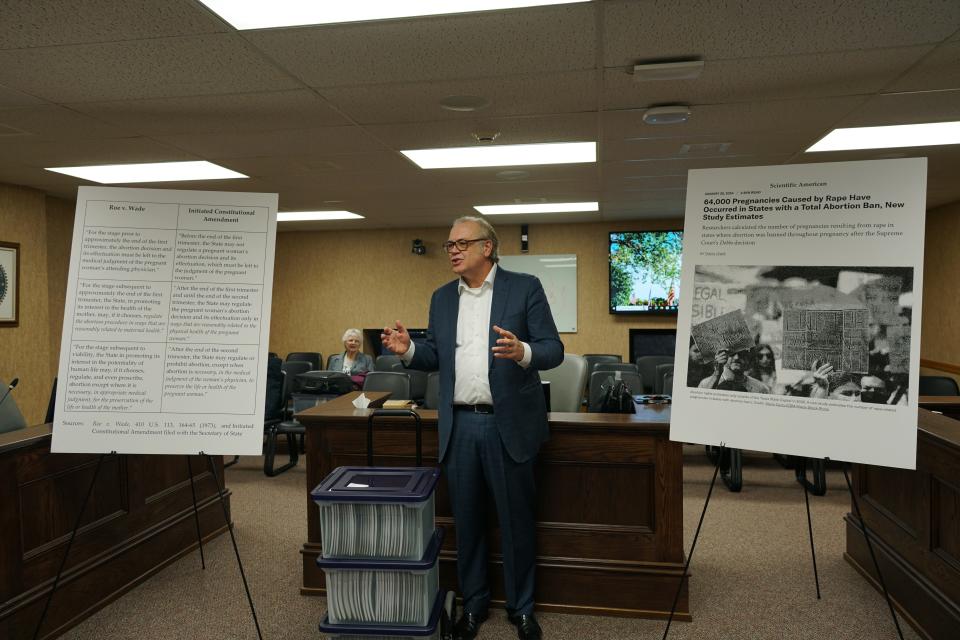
left=662, top=443, right=725, bottom=640
left=202, top=451, right=264, bottom=640
left=185, top=456, right=206, bottom=570
left=33, top=451, right=116, bottom=640
left=799, top=457, right=821, bottom=599
left=842, top=463, right=905, bottom=640
left=33, top=452, right=263, bottom=640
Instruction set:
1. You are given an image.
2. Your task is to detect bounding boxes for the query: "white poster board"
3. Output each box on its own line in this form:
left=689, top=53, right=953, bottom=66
left=499, top=254, right=577, bottom=332
left=671, top=159, right=925, bottom=469
left=52, top=187, right=278, bottom=455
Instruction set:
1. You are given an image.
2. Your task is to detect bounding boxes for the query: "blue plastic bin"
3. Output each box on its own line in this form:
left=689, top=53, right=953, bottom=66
left=318, top=590, right=447, bottom=639
left=312, top=466, right=440, bottom=561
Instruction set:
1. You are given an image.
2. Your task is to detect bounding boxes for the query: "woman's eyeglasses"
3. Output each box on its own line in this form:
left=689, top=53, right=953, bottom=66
left=442, top=238, right=487, bottom=253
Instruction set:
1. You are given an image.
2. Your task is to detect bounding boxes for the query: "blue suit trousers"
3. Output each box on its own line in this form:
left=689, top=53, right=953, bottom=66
left=445, top=410, right=538, bottom=616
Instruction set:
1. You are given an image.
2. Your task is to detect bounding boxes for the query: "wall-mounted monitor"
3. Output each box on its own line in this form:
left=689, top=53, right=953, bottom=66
left=609, top=230, right=682, bottom=315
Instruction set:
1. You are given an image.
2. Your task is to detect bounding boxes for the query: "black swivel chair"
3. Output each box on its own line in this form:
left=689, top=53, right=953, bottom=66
left=582, top=354, right=623, bottom=404
left=286, top=351, right=322, bottom=371
left=363, top=371, right=411, bottom=399
left=662, top=373, right=674, bottom=395
left=423, top=372, right=441, bottom=409
left=654, top=363, right=675, bottom=394
left=375, top=355, right=402, bottom=371
left=919, top=375, right=960, bottom=396
left=635, top=356, right=675, bottom=394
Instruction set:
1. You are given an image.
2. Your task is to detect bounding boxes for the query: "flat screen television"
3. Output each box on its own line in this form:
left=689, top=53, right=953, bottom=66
left=609, top=230, right=682, bottom=314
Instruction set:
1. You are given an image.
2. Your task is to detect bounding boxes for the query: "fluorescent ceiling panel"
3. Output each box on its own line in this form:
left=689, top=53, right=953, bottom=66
left=807, top=121, right=960, bottom=152
left=45, top=161, right=246, bottom=184
left=475, top=202, right=598, bottom=214
left=277, top=211, right=364, bottom=221
left=198, top=1, right=588, bottom=29
left=403, top=142, right=596, bottom=169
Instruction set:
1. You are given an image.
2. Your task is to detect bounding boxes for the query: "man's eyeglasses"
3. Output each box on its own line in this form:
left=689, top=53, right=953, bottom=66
left=442, top=238, right=487, bottom=253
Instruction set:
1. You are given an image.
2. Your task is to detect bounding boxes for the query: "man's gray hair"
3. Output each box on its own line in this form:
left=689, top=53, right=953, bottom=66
left=342, top=328, right=362, bottom=343
left=453, top=215, right=500, bottom=262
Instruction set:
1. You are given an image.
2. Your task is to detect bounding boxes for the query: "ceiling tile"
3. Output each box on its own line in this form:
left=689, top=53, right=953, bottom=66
left=319, top=71, right=597, bottom=124
left=603, top=46, right=933, bottom=109
left=244, top=4, right=597, bottom=87
left=0, top=136, right=196, bottom=168
left=884, top=41, right=960, bottom=92
left=0, top=82, right=45, bottom=108
left=0, top=34, right=301, bottom=103
left=0, top=0, right=228, bottom=50
left=364, top=112, right=598, bottom=150
left=603, top=0, right=960, bottom=66
left=838, top=88, right=960, bottom=126
left=603, top=131, right=818, bottom=162
left=0, top=104, right=135, bottom=140
left=66, top=90, right=351, bottom=136
left=156, top=125, right=383, bottom=159
left=602, top=95, right=869, bottom=141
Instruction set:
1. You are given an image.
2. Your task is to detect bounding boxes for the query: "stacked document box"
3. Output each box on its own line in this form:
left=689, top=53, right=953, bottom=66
left=311, top=467, right=443, bottom=639
left=319, top=591, right=447, bottom=640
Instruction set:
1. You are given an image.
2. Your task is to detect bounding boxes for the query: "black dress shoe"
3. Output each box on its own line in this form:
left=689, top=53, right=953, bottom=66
left=454, top=611, right=488, bottom=640
left=509, top=613, right=542, bottom=640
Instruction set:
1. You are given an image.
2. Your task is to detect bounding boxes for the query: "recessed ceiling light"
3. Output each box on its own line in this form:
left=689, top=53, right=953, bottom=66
left=197, top=1, right=588, bottom=29
left=632, top=60, right=704, bottom=81
left=474, top=202, right=598, bottom=215
left=277, top=211, right=364, bottom=222
left=45, top=161, right=247, bottom=184
left=806, top=121, right=960, bottom=152
left=642, top=106, right=691, bottom=125
left=440, top=95, right=491, bottom=112
left=402, top=142, right=596, bottom=169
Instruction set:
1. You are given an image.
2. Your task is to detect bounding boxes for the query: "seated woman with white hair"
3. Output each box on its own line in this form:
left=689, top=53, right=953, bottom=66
left=327, top=328, right=374, bottom=376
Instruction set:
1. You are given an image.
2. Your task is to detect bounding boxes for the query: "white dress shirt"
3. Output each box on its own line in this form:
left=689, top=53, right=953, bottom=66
left=401, top=263, right=531, bottom=405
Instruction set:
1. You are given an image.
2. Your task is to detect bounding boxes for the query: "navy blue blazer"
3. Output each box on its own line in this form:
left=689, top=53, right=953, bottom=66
left=408, top=267, right=564, bottom=464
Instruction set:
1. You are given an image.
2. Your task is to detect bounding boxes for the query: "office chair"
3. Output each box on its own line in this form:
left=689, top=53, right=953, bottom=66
left=587, top=370, right=643, bottom=412
left=582, top=354, right=623, bottom=404
left=363, top=371, right=411, bottom=399
left=286, top=351, right=322, bottom=371
left=662, top=372, right=674, bottom=395
left=539, top=354, right=588, bottom=413
left=919, top=375, right=960, bottom=396
left=0, top=377, right=27, bottom=433
left=593, top=362, right=638, bottom=375
left=423, top=372, right=441, bottom=409
left=264, top=391, right=320, bottom=477
left=635, top=356, right=674, bottom=393
left=375, top=354, right=402, bottom=371
left=654, top=363, right=675, bottom=394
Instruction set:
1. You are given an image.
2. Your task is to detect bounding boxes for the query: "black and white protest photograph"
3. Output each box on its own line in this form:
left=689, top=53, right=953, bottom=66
left=687, top=265, right=913, bottom=405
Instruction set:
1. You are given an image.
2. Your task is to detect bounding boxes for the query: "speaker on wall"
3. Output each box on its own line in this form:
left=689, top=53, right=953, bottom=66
left=521, top=224, right=529, bottom=253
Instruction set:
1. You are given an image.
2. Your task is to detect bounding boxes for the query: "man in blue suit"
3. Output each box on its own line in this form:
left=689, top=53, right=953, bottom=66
left=382, top=216, right=563, bottom=640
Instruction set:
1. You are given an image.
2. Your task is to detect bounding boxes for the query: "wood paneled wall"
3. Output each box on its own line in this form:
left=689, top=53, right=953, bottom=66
left=922, top=200, right=960, bottom=365
left=0, top=184, right=53, bottom=424
left=270, top=219, right=680, bottom=362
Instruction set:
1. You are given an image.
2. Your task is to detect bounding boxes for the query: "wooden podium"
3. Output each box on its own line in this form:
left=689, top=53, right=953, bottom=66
left=297, top=392, right=689, bottom=620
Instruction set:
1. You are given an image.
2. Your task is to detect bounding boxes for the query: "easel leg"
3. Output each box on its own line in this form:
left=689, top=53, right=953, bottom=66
left=185, top=456, right=206, bottom=570
left=203, top=452, right=264, bottom=640
left=662, top=443, right=725, bottom=640
left=801, top=458, right=821, bottom=599
left=843, top=463, right=904, bottom=640
left=33, top=452, right=111, bottom=640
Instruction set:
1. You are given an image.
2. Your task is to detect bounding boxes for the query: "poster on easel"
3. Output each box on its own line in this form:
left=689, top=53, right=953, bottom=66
left=52, top=186, right=278, bottom=455
left=671, top=158, right=926, bottom=469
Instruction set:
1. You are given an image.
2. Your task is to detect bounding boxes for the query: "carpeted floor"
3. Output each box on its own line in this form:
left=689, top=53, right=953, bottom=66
left=60, top=448, right=919, bottom=639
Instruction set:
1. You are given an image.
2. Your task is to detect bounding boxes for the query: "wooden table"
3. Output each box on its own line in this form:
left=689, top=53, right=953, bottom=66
left=845, top=407, right=960, bottom=640
left=297, top=392, right=688, bottom=620
left=0, top=424, right=230, bottom=639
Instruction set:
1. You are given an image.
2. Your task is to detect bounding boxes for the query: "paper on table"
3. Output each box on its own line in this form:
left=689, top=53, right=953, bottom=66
left=352, top=393, right=371, bottom=408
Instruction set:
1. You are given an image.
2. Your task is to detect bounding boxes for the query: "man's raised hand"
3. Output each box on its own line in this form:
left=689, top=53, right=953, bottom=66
left=381, top=320, right=411, bottom=355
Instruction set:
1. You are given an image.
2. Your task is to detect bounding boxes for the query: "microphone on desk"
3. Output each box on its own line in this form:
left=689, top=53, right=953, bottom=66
left=0, top=377, right=19, bottom=408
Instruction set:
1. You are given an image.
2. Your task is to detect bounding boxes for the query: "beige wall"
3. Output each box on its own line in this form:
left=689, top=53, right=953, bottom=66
left=270, top=219, right=680, bottom=362
left=0, top=184, right=53, bottom=423
left=2, top=177, right=958, bottom=426
left=921, top=200, right=960, bottom=366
